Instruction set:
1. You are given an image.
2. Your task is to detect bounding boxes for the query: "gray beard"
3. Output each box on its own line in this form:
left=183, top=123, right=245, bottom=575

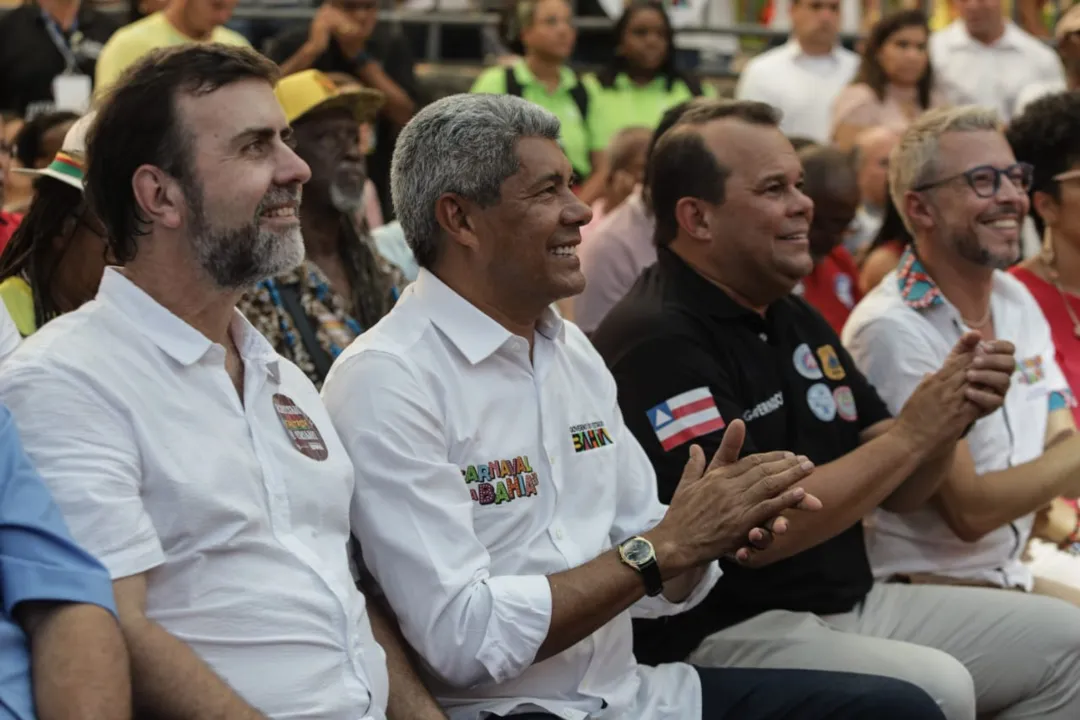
left=188, top=185, right=305, bottom=290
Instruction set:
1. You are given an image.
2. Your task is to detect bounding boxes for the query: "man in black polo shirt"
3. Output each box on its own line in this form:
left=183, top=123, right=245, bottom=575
left=592, top=99, right=1080, bottom=720
left=0, top=0, right=118, bottom=117
left=269, top=0, right=419, bottom=221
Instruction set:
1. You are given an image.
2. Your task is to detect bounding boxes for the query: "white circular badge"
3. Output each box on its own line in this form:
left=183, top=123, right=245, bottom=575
left=807, top=383, right=837, bottom=422
left=793, top=343, right=824, bottom=380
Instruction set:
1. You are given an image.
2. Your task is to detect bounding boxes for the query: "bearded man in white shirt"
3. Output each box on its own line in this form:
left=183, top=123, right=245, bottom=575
left=320, top=92, right=948, bottom=720
left=0, top=44, right=445, bottom=720
left=844, top=106, right=1080, bottom=607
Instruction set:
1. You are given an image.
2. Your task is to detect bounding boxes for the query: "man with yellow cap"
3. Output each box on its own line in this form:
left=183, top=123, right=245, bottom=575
left=239, top=69, right=404, bottom=389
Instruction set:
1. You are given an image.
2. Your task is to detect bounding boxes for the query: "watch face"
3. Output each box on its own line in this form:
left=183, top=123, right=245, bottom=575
left=622, top=538, right=654, bottom=565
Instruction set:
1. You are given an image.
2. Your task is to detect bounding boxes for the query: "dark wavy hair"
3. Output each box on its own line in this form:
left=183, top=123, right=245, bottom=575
left=13, top=111, right=78, bottom=169
left=596, top=1, right=702, bottom=94
left=0, top=177, right=97, bottom=328
left=852, top=9, right=934, bottom=110
left=1007, top=91, right=1080, bottom=236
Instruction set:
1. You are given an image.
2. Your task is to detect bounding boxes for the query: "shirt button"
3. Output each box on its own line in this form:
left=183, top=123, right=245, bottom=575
left=555, top=528, right=564, bottom=540
left=549, top=455, right=556, bottom=465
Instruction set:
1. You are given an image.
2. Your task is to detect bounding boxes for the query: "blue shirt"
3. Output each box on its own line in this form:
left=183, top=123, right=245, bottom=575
left=0, top=404, right=117, bottom=720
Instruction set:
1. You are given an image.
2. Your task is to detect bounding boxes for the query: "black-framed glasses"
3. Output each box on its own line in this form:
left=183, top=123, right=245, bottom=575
left=913, top=162, right=1033, bottom=198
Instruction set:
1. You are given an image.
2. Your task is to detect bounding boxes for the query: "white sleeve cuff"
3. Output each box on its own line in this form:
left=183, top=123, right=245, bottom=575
left=475, top=574, right=553, bottom=684
left=630, top=561, right=722, bottom=619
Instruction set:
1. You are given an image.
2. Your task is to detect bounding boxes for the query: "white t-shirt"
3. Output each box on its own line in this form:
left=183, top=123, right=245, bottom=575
left=735, top=40, right=860, bottom=143
left=843, top=249, right=1068, bottom=590
left=930, top=20, right=1066, bottom=123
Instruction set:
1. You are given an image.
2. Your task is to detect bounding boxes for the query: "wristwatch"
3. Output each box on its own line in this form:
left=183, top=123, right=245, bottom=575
left=618, top=536, right=663, bottom=597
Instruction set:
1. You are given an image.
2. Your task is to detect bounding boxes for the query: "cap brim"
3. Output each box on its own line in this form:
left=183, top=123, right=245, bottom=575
left=296, top=87, right=385, bottom=125
left=12, top=166, right=84, bottom=192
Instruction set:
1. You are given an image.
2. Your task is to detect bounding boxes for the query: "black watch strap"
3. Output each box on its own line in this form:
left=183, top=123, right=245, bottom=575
left=637, top=556, right=663, bottom=597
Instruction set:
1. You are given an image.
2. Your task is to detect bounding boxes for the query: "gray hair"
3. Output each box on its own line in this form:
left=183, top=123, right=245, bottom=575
left=390, top=93, right=562, bottom=269
left=889, top=105, right=1002, bottom=232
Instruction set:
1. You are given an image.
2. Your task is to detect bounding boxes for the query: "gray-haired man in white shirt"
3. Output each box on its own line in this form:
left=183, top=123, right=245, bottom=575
left=321, top=93, right=949, bottom=720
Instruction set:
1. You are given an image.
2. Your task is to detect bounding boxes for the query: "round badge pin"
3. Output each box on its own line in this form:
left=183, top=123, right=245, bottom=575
left=833, top=386, right=858, bottom=422
left=807, top=383, right=837, bottom=422
left=793, top=343, right=824, bottom=380
left=272, top=393, right=329, bottom=461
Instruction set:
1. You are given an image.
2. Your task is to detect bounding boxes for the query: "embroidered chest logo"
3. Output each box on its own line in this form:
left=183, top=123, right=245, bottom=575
left=462, top=455, right=540, bottom=507
left=816, top=344, right=846, bottom=381
left=271, top=393, right=329, bottom=461
left=1017, top=356, right=1045, bottom=385
left=570, top=421, right=614, bottom=453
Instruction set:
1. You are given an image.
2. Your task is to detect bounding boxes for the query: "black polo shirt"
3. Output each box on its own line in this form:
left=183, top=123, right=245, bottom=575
left=0, top=3, right=119, bottom=115
left=591, top=247, right=891, bottom=664
left=268, top=24, right=421, bottom=222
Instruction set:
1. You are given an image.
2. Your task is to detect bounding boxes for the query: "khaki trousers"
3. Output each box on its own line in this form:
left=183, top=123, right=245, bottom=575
left=688, top=582, right=1080, bottom=720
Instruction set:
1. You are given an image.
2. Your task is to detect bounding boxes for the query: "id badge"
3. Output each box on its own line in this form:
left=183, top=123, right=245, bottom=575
left=52, top=73, right=92, bottom=113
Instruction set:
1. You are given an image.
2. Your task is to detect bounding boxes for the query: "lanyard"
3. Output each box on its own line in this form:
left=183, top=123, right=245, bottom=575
left=42, top=11, right=80, bottom=72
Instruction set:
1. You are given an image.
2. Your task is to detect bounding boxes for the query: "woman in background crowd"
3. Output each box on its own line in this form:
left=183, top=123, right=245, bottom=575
left=831, top=10, right=945, bottom=150
left=0, top=114, right=107, bottom=337
left=1009, top=92, right=1080, bottom=426
left=857, top=188, right=913, bottom=294
left=0, top=113, right=22, bottom=250
left=3, top=111, right=78, bottom=215
left=471, top=0, right=606, bottom=201
left=584, top=1, right=713, bottom=155
left=1002, top=91, right=1080, bottom=588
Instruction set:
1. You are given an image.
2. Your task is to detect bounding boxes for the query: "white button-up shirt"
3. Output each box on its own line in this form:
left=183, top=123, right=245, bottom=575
left=735, top=40, right=859, bottom=144
left=842, top=248, right=1068, bottom=590
left=930, top=20, right=1065, bottom=123
left=322, top=269, right=721, bottom=720
left=0, top=268, right=389, bottom=719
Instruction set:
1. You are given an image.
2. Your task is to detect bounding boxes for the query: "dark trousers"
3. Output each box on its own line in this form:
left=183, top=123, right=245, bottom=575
left=494, top=666, right=946, bottom=719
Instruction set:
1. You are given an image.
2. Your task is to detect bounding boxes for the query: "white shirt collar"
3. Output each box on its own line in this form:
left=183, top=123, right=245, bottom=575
left=412, top=268, right=566, bottom=366
left=96, top=267, right=280, bottom=377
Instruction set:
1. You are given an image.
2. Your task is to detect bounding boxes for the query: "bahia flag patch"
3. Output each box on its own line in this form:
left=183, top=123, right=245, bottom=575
left=648, top=387, right=725, bottom=451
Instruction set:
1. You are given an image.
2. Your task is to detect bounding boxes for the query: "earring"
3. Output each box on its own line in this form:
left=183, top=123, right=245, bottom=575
left=1042, top=225, right=1057, bottom=275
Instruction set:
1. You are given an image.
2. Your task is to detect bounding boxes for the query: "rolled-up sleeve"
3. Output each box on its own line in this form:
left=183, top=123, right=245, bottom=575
left=324, top=351, right=552, bottom=689
left=605, top=385, right=721, bottom=619
left=0, top=404, right=117, bottom=617
left=0, top=364, right=163, bottom=580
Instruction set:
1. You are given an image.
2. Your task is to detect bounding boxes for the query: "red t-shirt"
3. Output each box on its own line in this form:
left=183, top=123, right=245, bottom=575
left=1011, top=266, right=1080, bottom=428
left=0, top=211, right=20, bottom=255
left=799, top=246, right=864, bottom=335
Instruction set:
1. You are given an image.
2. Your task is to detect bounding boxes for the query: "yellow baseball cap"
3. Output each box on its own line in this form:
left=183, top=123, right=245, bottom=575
left=275, top=69, right=384, bottom=126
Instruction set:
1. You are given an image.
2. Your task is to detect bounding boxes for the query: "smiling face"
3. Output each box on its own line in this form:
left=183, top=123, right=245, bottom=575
left=917, top=131, right=1027, bottom=269
left=698, top=119, right=815, bottom=299
left=175, top=78, right=312, bottom=289
left=466, top=136, right=592, bottom=310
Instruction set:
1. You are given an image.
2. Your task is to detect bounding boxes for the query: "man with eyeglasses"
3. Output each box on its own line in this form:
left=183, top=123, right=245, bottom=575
left=845, top=105, right=1080, bottom=609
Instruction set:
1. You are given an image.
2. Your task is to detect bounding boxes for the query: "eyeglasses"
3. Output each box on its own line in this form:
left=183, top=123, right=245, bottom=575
left=913, top=162, right=1033, bottom=198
